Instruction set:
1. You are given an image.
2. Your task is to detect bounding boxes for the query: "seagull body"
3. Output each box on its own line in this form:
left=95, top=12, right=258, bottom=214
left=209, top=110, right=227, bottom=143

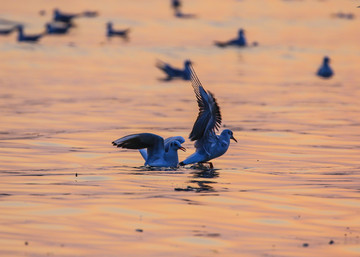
left=215, top=29, right=247, bottom=48
left=180, top=65, right=237, bottom=167
left=112, top=133, right=186, bottom=167
left=317, top=56, right=333, bottom=79
left=45, top=22, right=71, bottom=35
left=53, top=9, right=79, bottom=23
left=0, top=26, right=17, bottom=35
left=156, top=59, right=192, bottom=81
left=17, top=25, right=44, bottom=42
left=106, top=22, right=130, bottom=38
left=172, top=0, right=181, bottom=10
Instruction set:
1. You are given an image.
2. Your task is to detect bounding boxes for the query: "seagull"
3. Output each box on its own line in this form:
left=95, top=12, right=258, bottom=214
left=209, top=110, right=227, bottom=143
left=171, top=0, right=182, bottom=11
left=17, top=25, right=45, bottom=42
left=53, top=8, right=79, bottom=23
left=112, top=133, right=186, bottom=167
left=156, top=59, right=192, bottom=81
left=214, top=29, right=247, bottom=48
left=0, top=25, right=18, bottom=35
left=179, top=65, right=237, bottom=168
left=106, top=22, right=130, bottom=38
left=45, top=22, right=71, bottom=35
left=316, top=56, right=333, bottom=79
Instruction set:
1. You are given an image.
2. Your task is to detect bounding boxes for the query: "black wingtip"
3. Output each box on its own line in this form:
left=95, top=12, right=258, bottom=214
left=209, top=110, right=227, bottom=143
left=179, top=162, right=185, bottom=166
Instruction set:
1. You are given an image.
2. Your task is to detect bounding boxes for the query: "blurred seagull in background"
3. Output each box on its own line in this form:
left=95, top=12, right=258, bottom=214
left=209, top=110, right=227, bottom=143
left=17, top=25, right=45, bottom=42
left=156, top=59, right=192, bottom=81
left=45, top=22, right=71, bottom=35
left=171, top=0, right=196, bottom=18
left=53, top=8, right=79, bottom=23
left=52, top=8, right=98, bottom=25
left=215, top=29, right=247, bottom=48
left=0, top=25, right=18, bottom=35
left=171, top=0, right=182, bottom=12
left=106, top=22, right=130, bottom=39
left=112, top=133, right=186, bottom=168
left=317, top=56, right=333, bottom=79
left=180, top=65, right=237, bottom=168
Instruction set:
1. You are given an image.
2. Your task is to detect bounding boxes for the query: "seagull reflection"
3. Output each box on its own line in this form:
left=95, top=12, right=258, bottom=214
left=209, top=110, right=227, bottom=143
left=174, top=180, right=216, bottom=192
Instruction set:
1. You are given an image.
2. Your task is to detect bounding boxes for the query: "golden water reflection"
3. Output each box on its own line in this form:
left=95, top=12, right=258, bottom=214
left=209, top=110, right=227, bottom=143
left=1, top=0, right=360, bottom=256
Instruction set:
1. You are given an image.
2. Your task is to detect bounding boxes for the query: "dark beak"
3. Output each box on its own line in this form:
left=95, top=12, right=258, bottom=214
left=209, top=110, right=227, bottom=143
left=179, top=146, right=186, bottom=152
left=231, top=135, right=237, bottom=143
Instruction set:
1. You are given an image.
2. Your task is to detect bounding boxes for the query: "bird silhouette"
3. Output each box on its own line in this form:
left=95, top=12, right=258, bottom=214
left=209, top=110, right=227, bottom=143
left=316, top=56, right=333, bottom=79
left=0, top=25, right=18, bottom=35
left=45, top=22, right=71, bottom=35
left=214, top=29, right=247, bottom=48
left=156, top=59, right=192, bottom=81
left=106, top=22, right=130, bottom=39
left=17, top=25, right=45, bottom=43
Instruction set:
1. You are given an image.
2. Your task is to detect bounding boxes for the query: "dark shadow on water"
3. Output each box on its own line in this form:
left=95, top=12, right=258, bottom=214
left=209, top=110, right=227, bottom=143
left=128, top=166, right=185, bottom=175
left=174, top=165, right=220, bottom=192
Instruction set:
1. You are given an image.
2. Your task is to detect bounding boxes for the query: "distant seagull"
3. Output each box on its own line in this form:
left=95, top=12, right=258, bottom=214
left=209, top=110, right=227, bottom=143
left=106, top=22, right=130, bottom=38
left=317, top=56, right=334, bottom=79
left=0, top=25, right=18, bottom=35
left=171, top=0, right=182, bottom=11
left=156, top=59, right=192, bottom=81
left=45, top=22, right=71, bottom=35
left=53, top=8, right=80, bottom=23
left=112, top=133, right=186, bottom=167
left=17, top=25, right=45, bottom=42
left=214, top=29, right=248, bottom=48
left=180, top=65, right=237, bottom=168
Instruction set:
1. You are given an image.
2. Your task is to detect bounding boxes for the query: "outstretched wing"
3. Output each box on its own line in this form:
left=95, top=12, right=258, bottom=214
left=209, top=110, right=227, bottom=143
left=164, top=136, right=185, bottom=152
left=188, top=64, right=222, bottom=141
left=112, top=133, right=164, bottom=156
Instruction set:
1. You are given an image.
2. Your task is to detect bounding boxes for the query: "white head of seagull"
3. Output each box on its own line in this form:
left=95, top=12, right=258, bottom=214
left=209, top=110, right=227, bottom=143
left=112, top=133, right=186, bottom=168
left=179, top=64, right=237, bottom=168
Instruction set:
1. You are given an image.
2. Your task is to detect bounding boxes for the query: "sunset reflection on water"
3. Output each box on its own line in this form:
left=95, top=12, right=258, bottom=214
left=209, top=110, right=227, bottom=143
left=1, top=0, right=360, bottom=256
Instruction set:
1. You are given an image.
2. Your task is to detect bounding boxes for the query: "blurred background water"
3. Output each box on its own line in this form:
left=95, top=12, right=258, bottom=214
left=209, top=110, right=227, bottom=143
left=1, top=0, right=360, bottom=256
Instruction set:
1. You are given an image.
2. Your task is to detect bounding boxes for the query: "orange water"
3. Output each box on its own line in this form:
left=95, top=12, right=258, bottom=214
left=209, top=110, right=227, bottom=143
left=1, top=0, right=360, bottom=256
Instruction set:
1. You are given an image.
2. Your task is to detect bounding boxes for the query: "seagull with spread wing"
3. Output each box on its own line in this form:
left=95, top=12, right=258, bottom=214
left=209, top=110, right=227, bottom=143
left=179, top=65, right=237, bottom=168
left=112, top=133, right=186, bottom=168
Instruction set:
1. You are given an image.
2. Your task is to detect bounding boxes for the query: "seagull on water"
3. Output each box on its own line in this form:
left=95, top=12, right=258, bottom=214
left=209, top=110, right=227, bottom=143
left=45, top=22, right=71, bottom=35
left=53, top=8, right=80, bottom=23
left=112, top=133, right=186, bottom=168
left=0, top=25, right=18, bottom=35
left=106, top=22, right=130, bottom=38
left=214, top=29, right=247, bottom=48
left=17, top=25, right=45, bottom=42
left=179, top=65, right=237, bottom=168
left=316, top=56, right=333, bottom=79
left=156, top=59, right=192, bottom=81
